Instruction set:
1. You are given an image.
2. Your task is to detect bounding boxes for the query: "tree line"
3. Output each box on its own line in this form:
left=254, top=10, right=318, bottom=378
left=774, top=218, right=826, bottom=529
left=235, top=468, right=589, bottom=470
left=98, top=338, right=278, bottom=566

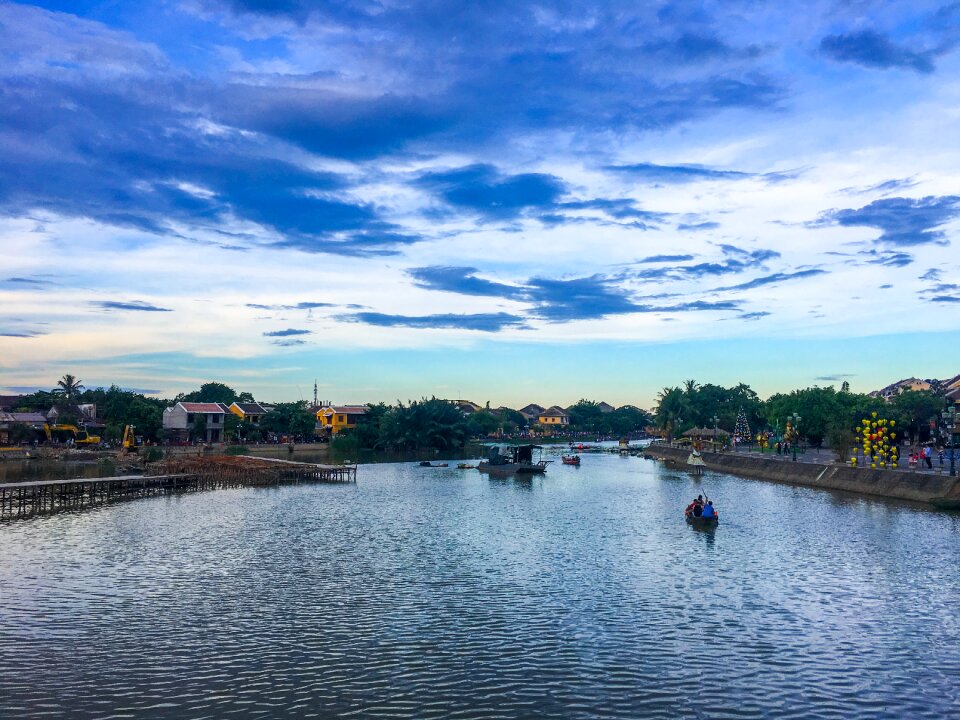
left=654, top=380, right=949, bottom=452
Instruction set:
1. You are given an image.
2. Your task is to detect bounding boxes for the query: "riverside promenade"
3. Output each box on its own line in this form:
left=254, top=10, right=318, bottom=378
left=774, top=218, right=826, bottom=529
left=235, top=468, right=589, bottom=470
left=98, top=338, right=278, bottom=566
left=644, top=442, right=960, bottom=509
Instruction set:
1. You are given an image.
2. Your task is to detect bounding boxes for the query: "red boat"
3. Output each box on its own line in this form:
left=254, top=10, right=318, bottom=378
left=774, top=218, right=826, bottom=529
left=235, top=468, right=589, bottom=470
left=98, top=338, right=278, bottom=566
left=561, top=455, right=581, bottom=465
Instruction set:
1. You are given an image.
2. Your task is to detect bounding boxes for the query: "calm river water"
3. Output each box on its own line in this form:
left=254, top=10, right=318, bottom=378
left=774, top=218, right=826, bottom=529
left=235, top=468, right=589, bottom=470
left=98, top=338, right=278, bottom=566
left=2, top=450, right=959, bottom=719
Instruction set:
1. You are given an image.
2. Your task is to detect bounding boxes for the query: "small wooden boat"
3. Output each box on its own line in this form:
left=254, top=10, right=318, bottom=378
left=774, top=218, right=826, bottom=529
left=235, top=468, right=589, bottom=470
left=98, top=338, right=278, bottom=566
left=685, top=511, right=719, bottom=527
left=419, top=461, right=448, bottom=467
left=457, top=463, right=476, bottom=469
left=561, top=455, right=581, bottom=465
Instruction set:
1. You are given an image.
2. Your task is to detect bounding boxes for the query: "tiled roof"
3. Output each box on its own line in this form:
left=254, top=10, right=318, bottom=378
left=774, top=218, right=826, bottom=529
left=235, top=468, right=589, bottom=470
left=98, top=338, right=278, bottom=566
left=0, top=412, right=47, bottom=423
left=0, top=395, right=25, bottom=409
left=178, top=402, right=226, bottom=413
left=233, top=402, right=267, bottom=414
left=540, top=406, right=569, bottom=417
left=330, top=405, right=368, bottom=414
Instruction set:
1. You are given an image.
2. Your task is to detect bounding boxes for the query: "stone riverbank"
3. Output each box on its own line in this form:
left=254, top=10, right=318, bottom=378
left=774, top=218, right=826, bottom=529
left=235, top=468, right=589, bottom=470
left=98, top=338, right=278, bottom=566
left=643, top=443, right=960, bottom=509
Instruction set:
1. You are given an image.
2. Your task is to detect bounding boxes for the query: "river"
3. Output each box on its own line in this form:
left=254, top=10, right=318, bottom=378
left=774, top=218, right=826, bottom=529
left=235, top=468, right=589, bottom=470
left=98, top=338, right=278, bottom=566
left=1, top=449, right=958, bottom=718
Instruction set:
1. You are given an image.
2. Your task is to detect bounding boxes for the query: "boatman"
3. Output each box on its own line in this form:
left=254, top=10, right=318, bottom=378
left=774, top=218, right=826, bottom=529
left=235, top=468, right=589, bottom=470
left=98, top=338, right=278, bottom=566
left=702, top=501, right=716, bottom=519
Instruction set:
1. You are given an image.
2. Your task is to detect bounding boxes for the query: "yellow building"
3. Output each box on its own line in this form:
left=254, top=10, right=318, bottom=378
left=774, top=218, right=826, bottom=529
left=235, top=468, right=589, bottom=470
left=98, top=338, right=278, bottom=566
left=317, top=405, right=368, bottom=435
left=228, top=402, right=268, bottom=426
left=537, top=406, right=570, bottom=434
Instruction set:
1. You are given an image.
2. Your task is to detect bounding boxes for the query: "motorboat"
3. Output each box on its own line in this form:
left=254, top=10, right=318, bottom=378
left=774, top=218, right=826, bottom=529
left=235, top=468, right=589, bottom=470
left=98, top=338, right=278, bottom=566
left=478, top=444, right=549, bottom=475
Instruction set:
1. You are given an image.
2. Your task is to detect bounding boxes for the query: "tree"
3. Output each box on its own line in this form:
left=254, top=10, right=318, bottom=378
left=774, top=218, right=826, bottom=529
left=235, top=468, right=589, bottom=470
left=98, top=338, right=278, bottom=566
left=655, top=387, right=688, bottom=440
left=890, top=390, right=942, bottom=443
left=224, top=412, right=240, bottom=441
left=466, top=410, right=501, bottom=437
left=568, top=400, right=604, bottom=433
left=55, top=374, right=84, bottom=400
left=191, top=414, right=208, bottom=442
left=260, top=402, right=317, bottom=440
left=179, top=382, right=239, bottom=405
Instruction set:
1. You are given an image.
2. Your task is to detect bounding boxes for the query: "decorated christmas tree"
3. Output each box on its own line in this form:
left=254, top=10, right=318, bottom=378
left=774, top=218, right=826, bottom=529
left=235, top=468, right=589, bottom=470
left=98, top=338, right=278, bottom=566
left=733, top=407, right=751, bottom=444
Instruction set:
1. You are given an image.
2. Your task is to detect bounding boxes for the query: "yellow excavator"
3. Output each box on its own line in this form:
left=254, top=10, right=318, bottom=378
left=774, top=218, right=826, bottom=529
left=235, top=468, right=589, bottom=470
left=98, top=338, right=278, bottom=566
left=121, top=424, right=139, bottom=453
left=44, top=423, right=101, bottom=445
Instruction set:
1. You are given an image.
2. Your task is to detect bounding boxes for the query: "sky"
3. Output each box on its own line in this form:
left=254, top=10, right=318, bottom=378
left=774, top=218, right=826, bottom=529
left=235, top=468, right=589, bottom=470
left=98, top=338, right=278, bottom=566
left=1, top=0, right=959, bottom=409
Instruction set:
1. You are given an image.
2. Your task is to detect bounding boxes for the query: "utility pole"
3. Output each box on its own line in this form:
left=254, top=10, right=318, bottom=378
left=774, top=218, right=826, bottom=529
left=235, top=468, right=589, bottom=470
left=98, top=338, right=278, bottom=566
left=313, top=380, right=318, bottom=408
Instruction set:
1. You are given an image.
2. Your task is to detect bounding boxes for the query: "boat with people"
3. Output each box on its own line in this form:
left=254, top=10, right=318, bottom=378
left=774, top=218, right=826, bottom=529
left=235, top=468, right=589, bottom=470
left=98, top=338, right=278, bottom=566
left=478, top=444, right=550, bottom=475
left=684, top=495, right=719, bottom=527
left=561, top=455, right=581, bottom=465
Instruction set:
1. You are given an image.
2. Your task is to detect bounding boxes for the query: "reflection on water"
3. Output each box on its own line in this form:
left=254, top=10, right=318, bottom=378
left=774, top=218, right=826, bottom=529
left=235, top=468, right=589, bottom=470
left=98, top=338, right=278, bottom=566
left=1, top=453, right=958, bottom=719
left=0, top=458, right=118, bottom=484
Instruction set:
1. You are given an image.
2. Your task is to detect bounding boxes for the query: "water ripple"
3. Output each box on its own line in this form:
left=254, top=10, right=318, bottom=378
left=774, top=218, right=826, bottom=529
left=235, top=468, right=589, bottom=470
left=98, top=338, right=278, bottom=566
left=2, top=456, right=959, bottom=718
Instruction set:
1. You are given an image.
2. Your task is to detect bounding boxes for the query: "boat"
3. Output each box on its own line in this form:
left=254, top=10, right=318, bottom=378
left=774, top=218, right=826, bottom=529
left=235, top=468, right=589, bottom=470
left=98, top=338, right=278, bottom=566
left=561, top=455, right=581, bottom=465
left=478, top=444, right=550, bottom=475
left=456, top=463, right=477, bottom=469
left=684, top=509, right=719, bottom=527
left=419, top=461, right=448, bottom=467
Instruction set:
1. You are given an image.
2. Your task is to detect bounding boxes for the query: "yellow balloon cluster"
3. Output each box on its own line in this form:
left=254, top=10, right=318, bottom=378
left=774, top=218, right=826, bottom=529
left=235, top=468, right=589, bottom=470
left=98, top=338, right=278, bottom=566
left=853, top=413, right=898, bottom=468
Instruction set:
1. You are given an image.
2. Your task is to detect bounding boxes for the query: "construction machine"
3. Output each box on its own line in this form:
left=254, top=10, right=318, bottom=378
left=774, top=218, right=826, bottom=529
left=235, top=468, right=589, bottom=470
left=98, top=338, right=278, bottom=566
left=44, top=424, right=102, bottom=445
left=121, top=425, right=139, bottom=453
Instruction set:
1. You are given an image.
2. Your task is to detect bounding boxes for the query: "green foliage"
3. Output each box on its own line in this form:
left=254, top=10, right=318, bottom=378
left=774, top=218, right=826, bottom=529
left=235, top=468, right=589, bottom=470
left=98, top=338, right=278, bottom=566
left=74, top=385, right=168, bottom=442
left=55, top=374, right=84, bottom=399
left=890, top=390, right=942, bottom=442
left=224, top=412, right=240, bottom=440
left=224, top=445, right=250, bottom=456
left=567, top=399, right=651, bottom=436
left=346, top=398, right=469, bottom=451
left=9, top=390, right=57, bottom=411
left=142, top=447, right=164, bottom=463
left=260, top=401, right=317, bottom=440
left=7, top=422, right=36, bottom=444
left=191, top=413, right=208, bottom=441
left=765, top=386, right=884, bottom=446
left=466, top=410, right=501, bottom=437
left=178, top=382, right=240, bottom=405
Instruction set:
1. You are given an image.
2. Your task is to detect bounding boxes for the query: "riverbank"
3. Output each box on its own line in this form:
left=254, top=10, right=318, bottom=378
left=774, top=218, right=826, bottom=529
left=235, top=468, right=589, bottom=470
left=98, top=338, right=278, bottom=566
left=643, top=443, right=960, bottom=509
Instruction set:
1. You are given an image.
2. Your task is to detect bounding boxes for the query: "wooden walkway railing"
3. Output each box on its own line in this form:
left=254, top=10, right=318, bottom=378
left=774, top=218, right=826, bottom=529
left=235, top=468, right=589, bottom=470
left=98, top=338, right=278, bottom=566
left=0, top=456, right=357, bottom=520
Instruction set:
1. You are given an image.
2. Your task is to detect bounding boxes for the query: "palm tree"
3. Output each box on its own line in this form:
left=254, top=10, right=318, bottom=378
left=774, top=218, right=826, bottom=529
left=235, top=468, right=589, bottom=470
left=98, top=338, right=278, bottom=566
left=656, top=386, right=688, bottom=441
left=55, top=374, right=84, bottom=400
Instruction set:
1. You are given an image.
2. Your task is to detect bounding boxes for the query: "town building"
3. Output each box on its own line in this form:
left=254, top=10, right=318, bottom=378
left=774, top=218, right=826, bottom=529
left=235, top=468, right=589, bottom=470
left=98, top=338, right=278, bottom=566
left=871, top=377, right=932, bottom=401
left=537, top=406, right=570, bottom=431
left=162, top=402, right=229, bottom=443
left=0, top=412, right=47, bottom=444
left=228, top=402, right=268, bottom=426
left=518, top=403, right=545, bottom=422
left=316, top=405, right=368, bottom=436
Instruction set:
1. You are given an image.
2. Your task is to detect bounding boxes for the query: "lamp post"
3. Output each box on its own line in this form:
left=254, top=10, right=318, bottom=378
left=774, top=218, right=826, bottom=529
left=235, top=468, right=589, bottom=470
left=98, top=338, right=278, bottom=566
left=711, top=415, right=719, bottom=452
left=788, top=413, right=802, bottom=462
left=942, top=406, right=958, bottom=477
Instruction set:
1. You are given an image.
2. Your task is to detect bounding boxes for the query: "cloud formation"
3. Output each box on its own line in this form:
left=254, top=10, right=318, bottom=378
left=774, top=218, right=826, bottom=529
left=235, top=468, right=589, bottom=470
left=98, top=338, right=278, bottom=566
left=820, top=30, right=936, bottom=73
left=92, top=301, right=172, bottom=312
left=817, top=196, right=960, bottom=246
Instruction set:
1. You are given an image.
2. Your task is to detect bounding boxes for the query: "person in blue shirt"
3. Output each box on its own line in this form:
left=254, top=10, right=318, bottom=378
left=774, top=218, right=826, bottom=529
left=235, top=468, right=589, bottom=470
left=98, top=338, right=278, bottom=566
left=702, top=501, right=716, bottom=518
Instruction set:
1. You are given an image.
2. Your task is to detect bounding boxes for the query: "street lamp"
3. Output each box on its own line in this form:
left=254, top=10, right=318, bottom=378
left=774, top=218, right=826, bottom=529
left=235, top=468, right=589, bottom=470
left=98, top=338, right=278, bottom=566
left=711, top=415, right=719, bottom=452
left=942, top=405, right=958, bottom=477
left=788, top=413, right=802, bottom=462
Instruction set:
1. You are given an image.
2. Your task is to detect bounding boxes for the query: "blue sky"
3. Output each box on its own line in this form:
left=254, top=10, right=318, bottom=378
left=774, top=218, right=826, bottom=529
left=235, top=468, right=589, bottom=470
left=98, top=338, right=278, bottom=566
left=1, top=1, right=958, bottom=407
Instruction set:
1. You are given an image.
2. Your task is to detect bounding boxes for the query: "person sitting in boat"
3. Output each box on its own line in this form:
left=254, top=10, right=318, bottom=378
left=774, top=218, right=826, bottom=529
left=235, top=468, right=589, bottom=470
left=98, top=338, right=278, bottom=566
left=702, top=501, right=716, bottom=519
left=692, top=497, right=704, bottom=517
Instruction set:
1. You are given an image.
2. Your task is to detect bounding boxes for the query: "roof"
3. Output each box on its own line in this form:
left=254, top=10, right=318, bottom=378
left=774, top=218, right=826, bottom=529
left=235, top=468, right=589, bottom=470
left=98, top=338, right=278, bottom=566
left=322, top=405, right=368, bottom=414
left=597, top=402, right=616, bottom=413
left=0, top=412, right=47, bottom=424
left=0, top=395, right=24, bottom=410
left=540, top=406, right=570, bottom=417
left=232, top=402, right=267, bottom=414
left=177, top=402, right=227, bottom=413
left=518, top=403, right=545, bottom=417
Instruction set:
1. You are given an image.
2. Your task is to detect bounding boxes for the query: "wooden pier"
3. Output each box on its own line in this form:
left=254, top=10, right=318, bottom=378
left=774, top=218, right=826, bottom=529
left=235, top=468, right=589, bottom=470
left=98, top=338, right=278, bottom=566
left=0, top=455, right=356, bottom=520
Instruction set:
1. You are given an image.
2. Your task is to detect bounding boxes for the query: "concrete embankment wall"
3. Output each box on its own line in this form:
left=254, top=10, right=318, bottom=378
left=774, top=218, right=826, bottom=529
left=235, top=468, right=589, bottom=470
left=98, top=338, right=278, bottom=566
left=643, top=444, right=960, bottom=508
